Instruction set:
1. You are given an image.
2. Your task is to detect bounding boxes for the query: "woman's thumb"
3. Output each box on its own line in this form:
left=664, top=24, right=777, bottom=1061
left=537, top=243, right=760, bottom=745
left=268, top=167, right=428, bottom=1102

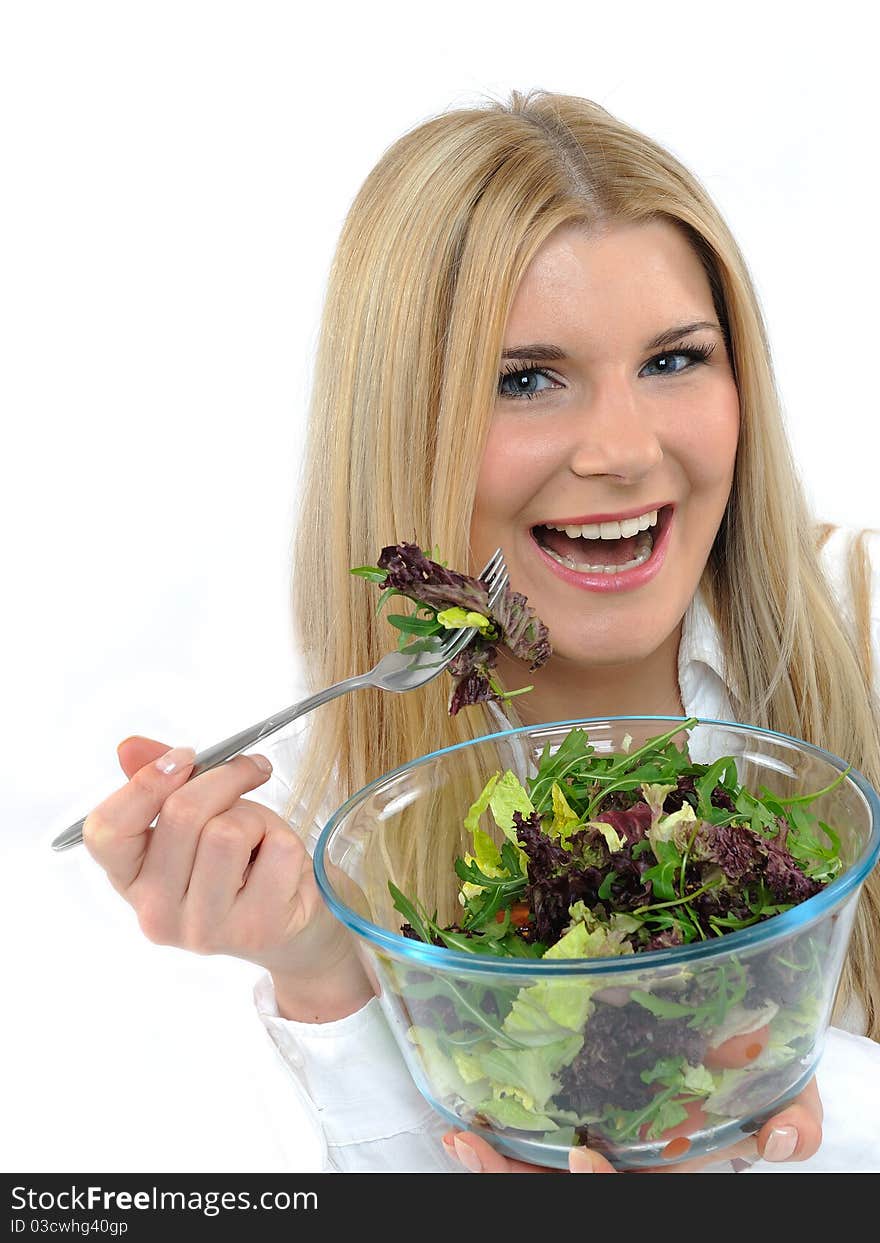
left=116, top=735, right=174, bottom=779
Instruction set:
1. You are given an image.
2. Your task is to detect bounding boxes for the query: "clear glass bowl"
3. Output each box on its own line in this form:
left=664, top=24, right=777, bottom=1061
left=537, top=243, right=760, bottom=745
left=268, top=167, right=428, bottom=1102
left=313, top=717, right=880, bottom=1170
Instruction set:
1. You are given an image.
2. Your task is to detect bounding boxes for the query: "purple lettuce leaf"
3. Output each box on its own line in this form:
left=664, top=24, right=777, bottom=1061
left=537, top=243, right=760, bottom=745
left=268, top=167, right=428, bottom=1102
left=763, top=820, right=823, bottom=903
left=375, top=542, right=551, bottom=715
left=700, top=822, right=764, bottom=884
left=593, top=802, right=653, bottom=845
left=490, top=587, right=552, bottom=671
left=376, top=543, right=490, bottom=613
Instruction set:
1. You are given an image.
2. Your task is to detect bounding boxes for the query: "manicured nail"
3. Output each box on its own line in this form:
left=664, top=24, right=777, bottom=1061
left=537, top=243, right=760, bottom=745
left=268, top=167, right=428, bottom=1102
left=155, top=746, right=196, bottom=775
left=453, top=1136, right=482, bottom=1172
left=569, top=1147, right=594, bottom=1173
left=249, top=753, right=273, bottom=775
left=763, top=1126, right=798, bottom=1162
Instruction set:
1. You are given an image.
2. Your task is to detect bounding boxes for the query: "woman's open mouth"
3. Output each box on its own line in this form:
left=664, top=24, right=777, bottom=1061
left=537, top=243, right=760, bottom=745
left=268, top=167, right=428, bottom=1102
left=530, top=504, right=675, bottom=590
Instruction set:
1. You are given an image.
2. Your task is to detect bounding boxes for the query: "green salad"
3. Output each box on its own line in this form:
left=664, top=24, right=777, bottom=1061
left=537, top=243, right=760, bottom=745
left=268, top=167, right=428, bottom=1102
left=388, top=719, right=849, bottom=1152
left=351, top=541, right=550, bottom=715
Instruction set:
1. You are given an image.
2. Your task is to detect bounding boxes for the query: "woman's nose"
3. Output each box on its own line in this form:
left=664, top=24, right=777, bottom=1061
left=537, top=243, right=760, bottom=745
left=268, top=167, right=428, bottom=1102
left=566, top=381, right=664, bottom=483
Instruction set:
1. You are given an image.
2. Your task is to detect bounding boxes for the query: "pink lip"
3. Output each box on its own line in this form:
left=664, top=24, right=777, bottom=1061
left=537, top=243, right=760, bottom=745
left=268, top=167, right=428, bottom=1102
left=535, top=501, right=672, bottom=527
left=531, top=505, right=675, bottom=593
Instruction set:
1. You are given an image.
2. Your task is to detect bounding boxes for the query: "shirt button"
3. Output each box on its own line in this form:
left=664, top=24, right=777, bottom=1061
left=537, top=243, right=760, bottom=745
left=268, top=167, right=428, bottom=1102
left=282, top=1038, right=303, bottom=1068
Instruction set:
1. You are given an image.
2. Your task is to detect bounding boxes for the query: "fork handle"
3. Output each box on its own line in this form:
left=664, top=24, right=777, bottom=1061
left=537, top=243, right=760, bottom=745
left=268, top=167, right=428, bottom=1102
left=50, top=673, right=371, bottom=852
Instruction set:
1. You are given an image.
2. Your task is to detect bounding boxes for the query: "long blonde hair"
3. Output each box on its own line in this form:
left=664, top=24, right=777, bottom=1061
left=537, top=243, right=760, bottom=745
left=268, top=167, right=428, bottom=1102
left=285, top=88, right=880, bottom=1038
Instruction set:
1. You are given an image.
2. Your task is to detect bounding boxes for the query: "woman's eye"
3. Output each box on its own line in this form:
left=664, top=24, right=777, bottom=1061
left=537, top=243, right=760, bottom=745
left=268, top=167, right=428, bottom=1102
left=496, top=367, right=558, bottom=401
left=641, top=350, right=701, bottom=377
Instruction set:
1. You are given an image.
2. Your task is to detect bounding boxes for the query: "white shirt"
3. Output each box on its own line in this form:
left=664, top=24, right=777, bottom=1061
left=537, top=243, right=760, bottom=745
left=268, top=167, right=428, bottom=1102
left=249, top=526, right=880, bottom=1173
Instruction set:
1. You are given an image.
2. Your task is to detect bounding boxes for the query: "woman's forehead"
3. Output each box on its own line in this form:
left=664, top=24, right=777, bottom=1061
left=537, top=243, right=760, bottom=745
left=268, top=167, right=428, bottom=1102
left=503, top=220, right=716, bottom=352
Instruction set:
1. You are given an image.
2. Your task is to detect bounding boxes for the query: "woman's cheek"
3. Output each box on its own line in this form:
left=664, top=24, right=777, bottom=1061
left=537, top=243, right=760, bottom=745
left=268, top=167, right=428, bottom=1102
left=669, top=386, right=739, bottom=489
left=474, top=418, right=557, bottom=518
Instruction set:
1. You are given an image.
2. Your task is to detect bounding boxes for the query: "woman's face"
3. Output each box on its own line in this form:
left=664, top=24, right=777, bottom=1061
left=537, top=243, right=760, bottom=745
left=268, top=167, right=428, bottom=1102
left=470, top=219, right=740, bottom=671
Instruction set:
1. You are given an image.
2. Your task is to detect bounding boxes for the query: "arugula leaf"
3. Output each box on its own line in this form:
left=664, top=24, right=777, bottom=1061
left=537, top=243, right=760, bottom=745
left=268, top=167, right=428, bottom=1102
left=771, top=764, right=852, bottom=807
left=696, top=756, right=738, bottom=820
left=630, top=960, right=748, bottom=1031
left=528, top=729, right=597, bottom=813
left=642, top=838, right=682, bottom=902
left=734, top=787, right=778, bottom=836
left=348, top=565, right=388, bottom=583
left=385, top=613, right=444, bottom=636
left=500, top=840, right=526, bottom=876
left=389, top=881, right=434, bottom=945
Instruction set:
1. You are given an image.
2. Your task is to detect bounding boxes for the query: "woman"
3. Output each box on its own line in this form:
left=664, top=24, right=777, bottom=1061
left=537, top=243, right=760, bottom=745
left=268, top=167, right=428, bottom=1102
left=85, top=89, right=880, bottom=1173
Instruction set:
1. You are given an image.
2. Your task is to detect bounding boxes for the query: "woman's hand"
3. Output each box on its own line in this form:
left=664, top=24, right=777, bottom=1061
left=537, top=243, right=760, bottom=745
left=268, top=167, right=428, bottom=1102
left=83, top=736, right=375, bottom=1019
left=441, top=1130, right=617, bottom=1173
left=442, top=1076, right=823, bottom=1173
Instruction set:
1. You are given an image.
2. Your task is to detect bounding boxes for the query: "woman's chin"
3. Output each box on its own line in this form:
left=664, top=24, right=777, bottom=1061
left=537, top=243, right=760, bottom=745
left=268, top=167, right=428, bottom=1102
left=540, top=636, right=659, bottom=670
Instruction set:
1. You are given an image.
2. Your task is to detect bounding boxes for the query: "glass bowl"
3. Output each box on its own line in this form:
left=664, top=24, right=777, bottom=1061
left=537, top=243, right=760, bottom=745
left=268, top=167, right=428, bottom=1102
left=313, top=717, right=880, bottom=1170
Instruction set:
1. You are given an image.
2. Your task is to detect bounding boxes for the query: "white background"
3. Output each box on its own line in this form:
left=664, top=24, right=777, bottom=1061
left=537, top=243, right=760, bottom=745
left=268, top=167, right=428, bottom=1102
left=1, top=0, right=877, bottom=1173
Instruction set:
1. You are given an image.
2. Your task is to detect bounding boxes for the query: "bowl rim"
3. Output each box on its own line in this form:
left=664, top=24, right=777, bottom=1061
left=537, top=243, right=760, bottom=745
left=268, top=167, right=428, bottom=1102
left=312, top=714, right=880, bottom=976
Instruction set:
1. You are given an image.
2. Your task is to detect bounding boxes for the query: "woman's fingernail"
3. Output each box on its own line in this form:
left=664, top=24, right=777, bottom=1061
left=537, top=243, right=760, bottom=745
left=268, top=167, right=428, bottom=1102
left=155, top=746, right=196, bottom=775
left=569, top=1147, right=594, bottom=1173
left=250, top=753, right=273, bottom=775
left=763, top=1126, right=798, bottom=1162
left=453, top=1136, right=482, bottom=1173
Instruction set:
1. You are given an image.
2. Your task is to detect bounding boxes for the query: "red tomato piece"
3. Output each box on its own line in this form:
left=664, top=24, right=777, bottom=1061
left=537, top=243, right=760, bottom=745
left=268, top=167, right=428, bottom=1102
left=496, top=902, right=531, bottom=927
left=661, top=1135, right=692, bottom=1160
left=704, top=1023, right=771, bottom=1070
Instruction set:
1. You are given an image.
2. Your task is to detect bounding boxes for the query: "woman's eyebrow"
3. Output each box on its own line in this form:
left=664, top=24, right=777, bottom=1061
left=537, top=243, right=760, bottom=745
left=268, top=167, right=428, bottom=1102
left=645, top=321, right=722, bottom=350
left=500, top=321, right=722, bottom=362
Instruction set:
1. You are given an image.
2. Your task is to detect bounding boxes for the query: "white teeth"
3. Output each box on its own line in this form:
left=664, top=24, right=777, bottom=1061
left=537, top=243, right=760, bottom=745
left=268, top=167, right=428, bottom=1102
left=542, top=532, right=654, bottom=574
left=546, top=509, right=660, bottom=540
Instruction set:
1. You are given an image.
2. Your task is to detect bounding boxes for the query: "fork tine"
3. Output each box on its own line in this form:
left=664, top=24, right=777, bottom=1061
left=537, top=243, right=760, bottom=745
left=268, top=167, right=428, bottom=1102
left=435, top=550, right=509, bottom=664
left=438, top=626, right=476, bottom=663
left=487, top=569, right=509, bottom=606
left=477, top=547, right=504, bottom=585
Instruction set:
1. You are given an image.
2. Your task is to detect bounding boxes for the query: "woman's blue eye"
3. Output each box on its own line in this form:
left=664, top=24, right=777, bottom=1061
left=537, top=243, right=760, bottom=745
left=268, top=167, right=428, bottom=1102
left=641, top=350, right=702, bottom=377
left=497, top=367, right=556, bottom=400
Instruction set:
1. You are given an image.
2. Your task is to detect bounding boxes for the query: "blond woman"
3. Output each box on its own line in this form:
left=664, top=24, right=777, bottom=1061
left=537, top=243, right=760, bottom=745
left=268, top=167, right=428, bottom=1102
left=84, top=90, right=880, bottom=1174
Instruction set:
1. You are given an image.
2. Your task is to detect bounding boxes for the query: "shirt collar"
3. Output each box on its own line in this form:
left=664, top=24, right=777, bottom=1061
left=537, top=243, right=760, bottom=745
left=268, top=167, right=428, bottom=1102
left=678, top=582, right=743, bottom=713
left=485, top=582, right=740, bottom=729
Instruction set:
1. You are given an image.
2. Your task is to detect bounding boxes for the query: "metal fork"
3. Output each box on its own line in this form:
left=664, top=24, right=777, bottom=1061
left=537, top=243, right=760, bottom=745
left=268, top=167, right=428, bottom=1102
left=50, top=548, right=508, bottom=851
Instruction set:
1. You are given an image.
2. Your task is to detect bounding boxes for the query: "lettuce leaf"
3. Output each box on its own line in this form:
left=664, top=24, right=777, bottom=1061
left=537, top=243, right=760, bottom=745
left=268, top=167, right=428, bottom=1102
left=501, top=918, right=634, bottom=1044
left=489, top=771, right=536, bottom=847
left=464, top=773, right=501, bottom=839
left=474, top=1036, right=582, bottom=1114
left=765, top=994, right=823, bottom=1048
left=648, top=802, right=698, bottom=851
left=706, top=1000, right=779, bottom=1047
left=501, top=981, right=594, bottom=1044
left=435, top=606, right=495, bottom=636
left=550, top=781, right=581, bottom=846
left=585, top=819, right=626, bottom=853
left=642, top=782, right=677, bottom=826
left=471, top=1093, right=561, bottom=1132
left=406, top=1026, right=490, bottom=1107
left=462, top=771, right=530, bottom=881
